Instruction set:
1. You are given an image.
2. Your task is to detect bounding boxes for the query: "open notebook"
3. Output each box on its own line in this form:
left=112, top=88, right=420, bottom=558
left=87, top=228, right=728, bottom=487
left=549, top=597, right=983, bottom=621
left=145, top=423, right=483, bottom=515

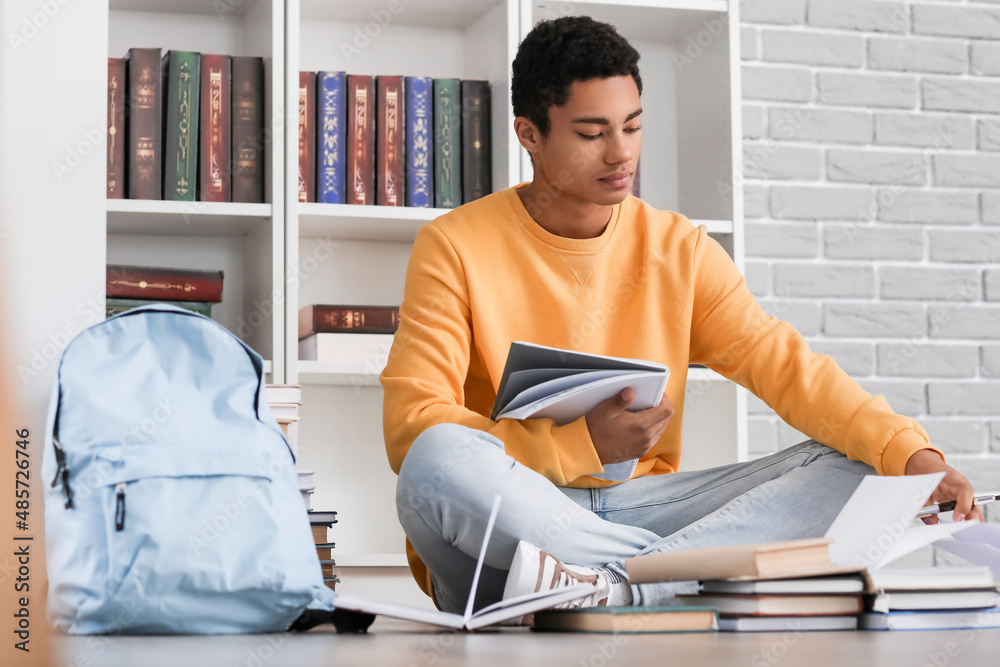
left=332, top=496, right=593, bottom=630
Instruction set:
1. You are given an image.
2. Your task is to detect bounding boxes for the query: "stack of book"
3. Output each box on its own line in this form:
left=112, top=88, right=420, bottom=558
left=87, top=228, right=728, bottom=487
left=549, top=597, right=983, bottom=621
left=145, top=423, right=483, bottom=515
left=106, top=264, right=223, bottom=318
left=107, top=48, right=266, bottom=202
left=298, top=304, right=398, bottom=363
left=264, top=383, right=301, bottom=438
left=859, top=566, right=1000, bottom=631
left=308, top=509, right=339, bottom=591
left=297, top=71, right=491, bottom=208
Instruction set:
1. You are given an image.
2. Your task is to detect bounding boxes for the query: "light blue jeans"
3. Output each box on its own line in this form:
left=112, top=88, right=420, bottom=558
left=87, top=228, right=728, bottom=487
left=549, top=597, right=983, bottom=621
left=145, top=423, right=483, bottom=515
left=396, top=423, right=877, bottom=614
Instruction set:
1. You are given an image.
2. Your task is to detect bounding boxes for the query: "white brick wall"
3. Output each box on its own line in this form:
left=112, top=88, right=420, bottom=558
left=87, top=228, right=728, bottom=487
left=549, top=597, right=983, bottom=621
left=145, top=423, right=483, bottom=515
left=741, top=1, right=1000, bottom=490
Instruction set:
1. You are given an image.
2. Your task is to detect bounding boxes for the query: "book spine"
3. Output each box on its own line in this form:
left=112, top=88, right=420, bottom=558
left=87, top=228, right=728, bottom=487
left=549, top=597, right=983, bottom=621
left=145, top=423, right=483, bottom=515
left=162, top=51, right=200, bottom=202
left=199, top=54, right=232, bottom=202
left=106, top=265, right=224, bottom=303
left=433, top=78, right=461, bottom=208
left=376, top=75, right=404, bottom=206
left=232, top=56, right=264, bottom=203
left=105, top=297, right=212, bottom=318
left=301, top=306, right=401, bottom=336
left=298, top=71, right=316, bottom=203
left=461, top=80, right=491, bottom=204
left=347, top=75, right=375, bottom=205
left=126, top=48, right=162, bottom=200
left=405, top=76, right=432, bottom=208
left=317, top=71, right=346, bottom=204
left=107, top=58, right=126, bottom=199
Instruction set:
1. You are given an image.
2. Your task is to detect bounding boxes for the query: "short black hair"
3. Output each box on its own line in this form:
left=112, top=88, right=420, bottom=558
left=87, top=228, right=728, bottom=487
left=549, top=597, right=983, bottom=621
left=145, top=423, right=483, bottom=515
left=511, top=16, right=642, bottom=137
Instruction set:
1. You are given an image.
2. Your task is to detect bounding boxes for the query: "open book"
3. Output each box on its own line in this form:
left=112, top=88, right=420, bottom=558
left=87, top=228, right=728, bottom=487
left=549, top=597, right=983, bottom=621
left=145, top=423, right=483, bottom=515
left=490, top=342, right=670, bottom=424
left=331, top=496, right=593, bottom=630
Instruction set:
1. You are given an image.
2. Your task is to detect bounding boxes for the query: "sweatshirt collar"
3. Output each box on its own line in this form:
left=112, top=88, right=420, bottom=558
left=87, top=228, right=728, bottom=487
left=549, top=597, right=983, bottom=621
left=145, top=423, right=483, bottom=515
left=506, top=182, right=623, bottom=253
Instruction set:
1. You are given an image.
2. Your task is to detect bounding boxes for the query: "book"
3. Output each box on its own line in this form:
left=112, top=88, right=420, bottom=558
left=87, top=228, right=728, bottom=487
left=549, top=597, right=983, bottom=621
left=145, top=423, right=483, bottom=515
left=700, top=574, right=865, bottom=595
left=308, top=510, right=338, bottom=525
left=318, top=71, right=347, bottom=204
left=860, top=606, right=1000, bottom=631
left=332, top=496, right=594, bottom=630
left=265, top=383, right=302, bottom=404
left=106, top=264, right=224, bottom=303
left=315, top=542, right=335, bottom=561
left=376, top=75, right=404, bottom=206
left=405, top=76, right=433, bottom=207
left=461, top=79, right=491, bottom=204
left=199, top=54, right=232, bottom=202
left=869, top=589, right=1000, bottom=613
left=298, top=71, right=316, bottom=202
left=298, top=332, right=393, bottom=363
left=107, top=58, right=126, bottom=198
left=267, top=403, right=300, bottom=420
left=232, top=56, right=264, bottom=203
left=677, top=593, right=863, bottom=617
left=298, top=305, right=401, bottom=338
left=297, top=470, right=314, bottom=490
left=105, top=297, right=211, bottom=319
left=162, top=50, right=200, bottom=202
left=347, top=74, right=375, bottom=205
left=625, top=538, right=846, bottom=584
left=864, top=566, right=997, bottom=593
left=125, top=47, right=162, bottom=200
left=490, top=342, right=670, bottom=424
left=719, top=615, right=858, bottom=632
left=532, top=606, right=717, bottom=634
left=433, top=78, right=462, bottom=208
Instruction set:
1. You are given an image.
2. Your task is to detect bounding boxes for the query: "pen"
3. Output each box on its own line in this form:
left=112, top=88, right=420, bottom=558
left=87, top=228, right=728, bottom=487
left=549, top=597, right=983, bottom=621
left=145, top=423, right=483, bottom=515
left=917, top=493, right=1000, bottom=517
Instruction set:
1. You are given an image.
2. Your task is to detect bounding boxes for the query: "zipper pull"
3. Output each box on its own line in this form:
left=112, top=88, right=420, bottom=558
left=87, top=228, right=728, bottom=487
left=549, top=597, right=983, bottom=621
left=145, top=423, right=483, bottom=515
left=114, top=483, right=127, bottom=532
left=51, top=439, right=74, bottom=509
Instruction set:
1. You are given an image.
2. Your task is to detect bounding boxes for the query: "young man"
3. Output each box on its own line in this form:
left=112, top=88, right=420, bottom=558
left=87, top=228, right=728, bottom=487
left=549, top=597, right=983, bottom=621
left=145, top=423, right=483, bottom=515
left=380, top=16, right=979, bottom=614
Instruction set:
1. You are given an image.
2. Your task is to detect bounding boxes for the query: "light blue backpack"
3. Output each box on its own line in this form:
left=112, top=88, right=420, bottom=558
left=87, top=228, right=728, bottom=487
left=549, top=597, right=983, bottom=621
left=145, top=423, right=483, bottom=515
left=43, top=305, right=343, bottom=634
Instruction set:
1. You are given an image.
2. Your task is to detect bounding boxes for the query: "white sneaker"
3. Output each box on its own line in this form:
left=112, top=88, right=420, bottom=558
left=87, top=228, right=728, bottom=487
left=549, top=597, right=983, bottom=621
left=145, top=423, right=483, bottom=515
left=501, top=541, right=611, bottom=626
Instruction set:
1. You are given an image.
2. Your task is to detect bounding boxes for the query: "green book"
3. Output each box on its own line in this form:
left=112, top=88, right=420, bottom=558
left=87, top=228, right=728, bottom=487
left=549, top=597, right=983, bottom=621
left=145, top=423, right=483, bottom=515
left=106, top=298, right=212, bottom=319
left=433, top=78, right=461, bottom=208
left=162, top=50, right=201, bottom=201
left=532, top=606, right=718, bottom=634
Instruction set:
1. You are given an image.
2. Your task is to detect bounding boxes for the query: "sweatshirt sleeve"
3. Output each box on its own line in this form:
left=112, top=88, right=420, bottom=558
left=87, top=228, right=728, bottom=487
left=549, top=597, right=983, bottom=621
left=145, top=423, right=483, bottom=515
left=380, top=224, right=606, bottom=485
left=686, top=225, right=941, bottom=476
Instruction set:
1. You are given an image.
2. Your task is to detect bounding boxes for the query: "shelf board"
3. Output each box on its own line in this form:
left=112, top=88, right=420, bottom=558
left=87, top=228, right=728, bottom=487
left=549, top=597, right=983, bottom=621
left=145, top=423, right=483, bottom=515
left=107, top=199, right=272, bottom=236
left=298, top=203, right=446, bottom=242
left=110, top=0, right=255, bottom=17
left=299, top=0, right=499, bottom=29
left=332, top=554, right=410, bottom=568
left=693, top=219, right=733, bottom=235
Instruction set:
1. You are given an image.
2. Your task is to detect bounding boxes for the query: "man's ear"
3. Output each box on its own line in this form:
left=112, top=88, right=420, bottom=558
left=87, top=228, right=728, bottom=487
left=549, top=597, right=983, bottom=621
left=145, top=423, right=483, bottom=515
left=514, top=116, right=543, bottom=155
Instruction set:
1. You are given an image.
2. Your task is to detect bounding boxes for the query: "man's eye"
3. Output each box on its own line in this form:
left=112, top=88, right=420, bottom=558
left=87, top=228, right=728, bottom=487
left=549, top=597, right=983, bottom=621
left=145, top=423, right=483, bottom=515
left=578, top=133, right=602, bottom=140
left=626, top=126, right=642, bottom=133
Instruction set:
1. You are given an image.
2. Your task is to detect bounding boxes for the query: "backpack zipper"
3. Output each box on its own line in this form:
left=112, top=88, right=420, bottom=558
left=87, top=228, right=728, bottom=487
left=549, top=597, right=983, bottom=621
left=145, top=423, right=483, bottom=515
left=114, top=483, right=128, bottom=531
left=50, top=439, right=74, bottom=509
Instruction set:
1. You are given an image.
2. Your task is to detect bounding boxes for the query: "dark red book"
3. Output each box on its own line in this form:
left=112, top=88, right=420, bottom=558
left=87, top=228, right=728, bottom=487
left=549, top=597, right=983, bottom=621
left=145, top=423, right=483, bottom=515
left=125, top=48, right=162, bottom=199
left=199, top=54, right=232, bottom=202
left=107, top=58, right=126, bottom=198
left=376, top=75, right=404, bottom=206
left=107, top=264, right=224, bottom=303
left=298, top=305, right=400, bottom=338
left=347, top=75, right=375, bottom=205
left=298, top=71, right=316, bottom=202
left=232, top=57, right=265, bottom=203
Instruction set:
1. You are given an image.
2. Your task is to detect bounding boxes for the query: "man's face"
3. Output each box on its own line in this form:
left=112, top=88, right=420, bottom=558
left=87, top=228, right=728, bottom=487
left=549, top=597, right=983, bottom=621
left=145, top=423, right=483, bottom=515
left=533, top=75, right=642, bottom=206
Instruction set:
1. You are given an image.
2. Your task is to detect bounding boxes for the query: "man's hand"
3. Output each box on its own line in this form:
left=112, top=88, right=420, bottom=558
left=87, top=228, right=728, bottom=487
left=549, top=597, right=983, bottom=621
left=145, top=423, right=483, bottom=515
left=905, top=449, right=983, bottom=524
left=586, top=388, right=674, bottom=465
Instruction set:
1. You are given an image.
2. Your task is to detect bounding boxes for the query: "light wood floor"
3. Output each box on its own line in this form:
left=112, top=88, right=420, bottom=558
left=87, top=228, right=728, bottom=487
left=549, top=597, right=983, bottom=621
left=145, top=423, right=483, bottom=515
left=57, top=618, right=1000, bottom=666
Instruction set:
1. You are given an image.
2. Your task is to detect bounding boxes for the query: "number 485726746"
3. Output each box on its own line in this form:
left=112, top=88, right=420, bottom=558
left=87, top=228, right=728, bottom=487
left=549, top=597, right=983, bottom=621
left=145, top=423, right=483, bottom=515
left=14, top=428, right=29, bottom=530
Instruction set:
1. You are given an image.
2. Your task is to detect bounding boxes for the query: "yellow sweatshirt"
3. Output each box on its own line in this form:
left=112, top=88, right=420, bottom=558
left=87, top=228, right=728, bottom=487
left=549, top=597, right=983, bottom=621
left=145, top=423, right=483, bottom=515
left=380, top=183, right=940, bottom=597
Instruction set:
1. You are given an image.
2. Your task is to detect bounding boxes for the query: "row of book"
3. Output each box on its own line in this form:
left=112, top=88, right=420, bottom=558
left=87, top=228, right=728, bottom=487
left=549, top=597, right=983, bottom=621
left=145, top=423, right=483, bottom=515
left=106, top=264, right=224, bottom=318
left=297, top=72, right=491, bottom=208
left=108, top=48, right=266, bottom=203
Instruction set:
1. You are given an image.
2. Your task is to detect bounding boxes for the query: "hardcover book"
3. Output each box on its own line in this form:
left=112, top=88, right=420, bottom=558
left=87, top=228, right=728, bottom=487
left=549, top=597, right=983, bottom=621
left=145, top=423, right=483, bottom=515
left=232, top=56, right=264, bottom=203
left=532, top=606, right=718, bottom=634
left=461, top=79, right=491, bottom=204
left=199, top=54, right=232, bottom=202
left=376, top=76, right=405, bottom=206
left=298, top=332, right=394, bottom=363
left=318, top=71, right=346, bottom=204
left=298, top=71, right=316, bottom=202
left=433, top=78, right=461, bottom=208
left=125, top=47, right=162, bottom=199
left=860, top=607, right=1000, bottom=631
left=107, top=58, right=126, bottom=198
left=298, top=305, right=401, bottom=338
left=106, top=264, right=224, bottom=303
left=162, top=50, right=200, bottom=202
left=347, top=75, right=375, bottom=205
left=719, top=616, right=857, bottom=632
left=677, top=593, right=863, bottom=617
left=405, top=76, right=433, bottom=207
left=490, top=342, right=669, bottom=425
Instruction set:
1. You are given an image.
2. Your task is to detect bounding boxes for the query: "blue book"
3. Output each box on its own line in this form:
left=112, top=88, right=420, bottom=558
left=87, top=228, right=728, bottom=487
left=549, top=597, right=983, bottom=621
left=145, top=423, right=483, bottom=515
left=318, top=71, right=346, bottom=204
left=405, top=76, right=433, bottom=207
